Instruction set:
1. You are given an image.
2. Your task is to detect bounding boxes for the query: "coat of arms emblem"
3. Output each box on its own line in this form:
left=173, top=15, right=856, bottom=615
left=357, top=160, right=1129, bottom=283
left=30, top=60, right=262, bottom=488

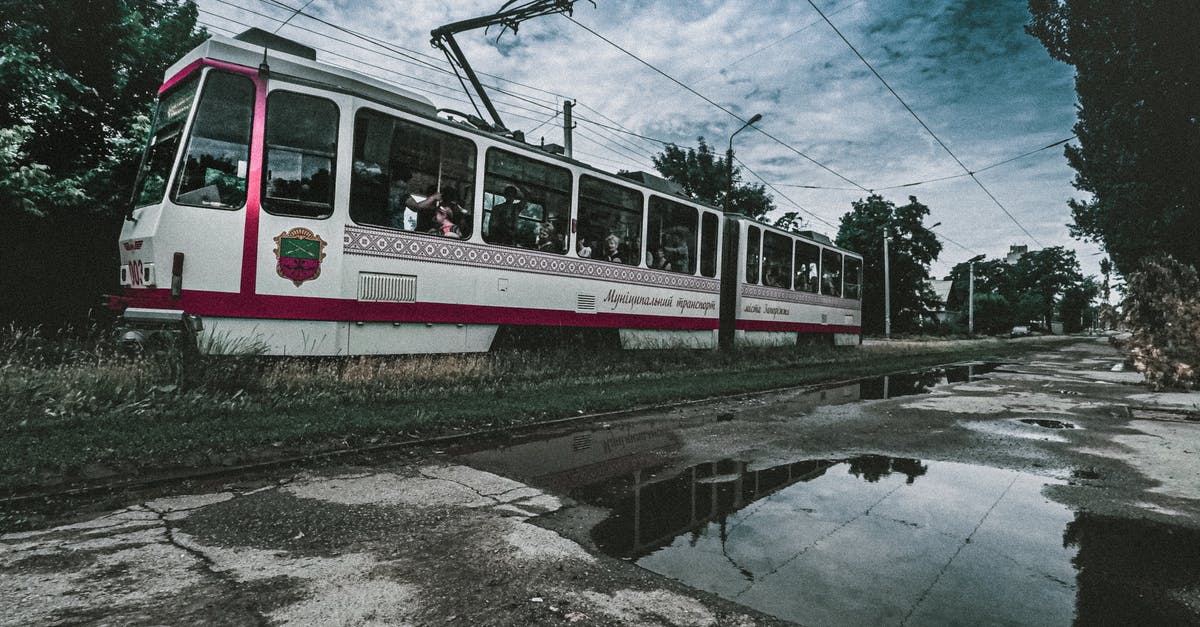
left=273, top=227, right=327, bottom=286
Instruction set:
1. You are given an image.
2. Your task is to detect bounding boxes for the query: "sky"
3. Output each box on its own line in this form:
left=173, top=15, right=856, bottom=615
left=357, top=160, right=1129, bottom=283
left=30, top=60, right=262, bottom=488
left=194, top=0, right=1104, bottom=279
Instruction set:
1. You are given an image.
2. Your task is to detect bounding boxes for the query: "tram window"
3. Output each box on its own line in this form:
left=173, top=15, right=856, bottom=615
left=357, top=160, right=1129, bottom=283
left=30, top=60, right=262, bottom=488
left=762, top=232, right=793, bottom=288
left=263, top=90, right=338, bottom=218
left=171, top=72, right=254, bottom=209
left=349, top=109, right=476, bottom=237
left=794, top=240, right=820, bottom=293
left=821, top=249, right=843, bottom=297
left=578, top=175, right=641, bottom=265
left=483, top=149, right=571, bottom=253
left=745, top=225, right=761, bottom=284
left=135, top=73, right=202, bottom=208
left=647, top=196, right=698, bottom=274
left=699, top=212, right=718, bottom=277
left=844, top=256, right=863, bottom=300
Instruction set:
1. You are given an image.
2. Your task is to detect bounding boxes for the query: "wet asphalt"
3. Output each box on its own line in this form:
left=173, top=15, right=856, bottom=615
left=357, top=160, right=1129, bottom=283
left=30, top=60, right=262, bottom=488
left=3, top=335, right=1199, bottom=625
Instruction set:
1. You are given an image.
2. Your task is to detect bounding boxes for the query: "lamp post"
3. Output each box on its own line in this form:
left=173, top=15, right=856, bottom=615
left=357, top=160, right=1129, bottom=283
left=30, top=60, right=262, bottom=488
left=967, top=254, right=985, bottom=336
left=726, top=113, right=762, bottom=214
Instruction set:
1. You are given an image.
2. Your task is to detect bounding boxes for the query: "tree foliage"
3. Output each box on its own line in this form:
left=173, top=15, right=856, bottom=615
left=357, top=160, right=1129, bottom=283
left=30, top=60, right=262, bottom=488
left=835, top=194, right=942, bottom=334
left=1026, top=0, right=1200, bottom=275
left=1119, top=255, right=1200, bottom=390
left=1009, top=246, right=1087, bottom=329
left=1, top=0, right=204, bottom=326
left=651, top=137, right=775, bottom=219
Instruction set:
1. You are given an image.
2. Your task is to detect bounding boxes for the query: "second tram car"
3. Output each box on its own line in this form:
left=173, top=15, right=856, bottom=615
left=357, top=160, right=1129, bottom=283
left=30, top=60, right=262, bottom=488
left=109, top=31, right=862, bottom=355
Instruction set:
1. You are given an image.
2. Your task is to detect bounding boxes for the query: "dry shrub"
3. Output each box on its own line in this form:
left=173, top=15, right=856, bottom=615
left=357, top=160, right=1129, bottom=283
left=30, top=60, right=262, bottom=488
left=1121, top=255, right=1200, bottom=390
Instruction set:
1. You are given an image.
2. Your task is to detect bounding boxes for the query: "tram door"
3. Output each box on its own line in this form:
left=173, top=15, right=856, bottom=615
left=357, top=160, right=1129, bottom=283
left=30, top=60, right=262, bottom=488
left=253, top=84, right=348, bottom=304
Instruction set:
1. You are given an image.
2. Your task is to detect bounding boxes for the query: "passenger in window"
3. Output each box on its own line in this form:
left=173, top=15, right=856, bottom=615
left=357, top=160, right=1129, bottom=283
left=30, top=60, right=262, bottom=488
left=429, top=202, right=461, bottom=238
left=487, top=184, right=523, bottom=245
left=535, top=221, right=564, bottom=253
left=389, top=164, right=440, bottom=231
left=663, top=227, right=691, bottom=273
left=576, top=236, right=593, bottom=258
left=601, top=234, right=622, bottom=263
left=649, top=246, right=672, bottom=270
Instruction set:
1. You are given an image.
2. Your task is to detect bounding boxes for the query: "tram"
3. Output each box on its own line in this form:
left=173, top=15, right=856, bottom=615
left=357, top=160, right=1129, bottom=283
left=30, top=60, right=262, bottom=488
left=108, top=30, right=862, bottom=355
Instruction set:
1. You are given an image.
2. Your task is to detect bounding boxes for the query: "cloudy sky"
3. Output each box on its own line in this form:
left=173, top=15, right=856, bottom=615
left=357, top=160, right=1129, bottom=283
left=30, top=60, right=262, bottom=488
left=195, top=0, right=1102, bottom=278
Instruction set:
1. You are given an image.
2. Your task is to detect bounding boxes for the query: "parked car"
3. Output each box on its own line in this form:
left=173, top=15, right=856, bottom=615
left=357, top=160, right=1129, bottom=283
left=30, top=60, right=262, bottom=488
left=1010, top=325, right=1030, bottom=338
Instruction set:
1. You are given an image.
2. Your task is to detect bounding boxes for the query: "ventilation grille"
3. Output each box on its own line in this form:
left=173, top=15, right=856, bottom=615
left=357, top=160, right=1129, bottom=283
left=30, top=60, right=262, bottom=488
left=358, top=272, right=417, bottom=303
left=576, top=293, right=597, bottom=313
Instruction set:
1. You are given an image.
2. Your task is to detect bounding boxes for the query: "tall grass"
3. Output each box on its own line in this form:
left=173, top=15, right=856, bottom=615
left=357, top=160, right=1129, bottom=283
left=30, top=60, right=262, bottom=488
left=0, top=324, right=1041, bottom=490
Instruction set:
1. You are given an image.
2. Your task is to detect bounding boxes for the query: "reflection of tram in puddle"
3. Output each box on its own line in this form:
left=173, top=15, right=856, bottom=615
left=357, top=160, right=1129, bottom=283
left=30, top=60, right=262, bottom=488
left=454, top=383, right=864, bottom=493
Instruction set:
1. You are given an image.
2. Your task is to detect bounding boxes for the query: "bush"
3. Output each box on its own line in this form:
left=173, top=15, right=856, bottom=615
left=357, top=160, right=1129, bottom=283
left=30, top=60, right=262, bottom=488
left=1120, top=256, right=1200, bottom=390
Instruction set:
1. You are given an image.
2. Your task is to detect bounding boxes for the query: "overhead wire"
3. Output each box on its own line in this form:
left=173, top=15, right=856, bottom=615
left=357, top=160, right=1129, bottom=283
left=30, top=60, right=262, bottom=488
left=562, top=14, right=871, bottom=192
left=203, top=1, right=1030, bottom=256
left=774, top=135, right=1076, bottom=192
left=696, top=0, right=865, bottom=85
left=803, top=0, right=1043, bottom=246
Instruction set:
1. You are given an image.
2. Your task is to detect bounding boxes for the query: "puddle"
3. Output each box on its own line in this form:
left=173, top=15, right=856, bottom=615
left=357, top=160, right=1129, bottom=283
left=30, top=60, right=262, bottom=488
left=580, top=456, right=1077, bottom=625
left=1020, top=418, right=1077, bottom=429
left=569, top=456, right=1199, bottom=625
left=859, top=363, right=1002, bottom=400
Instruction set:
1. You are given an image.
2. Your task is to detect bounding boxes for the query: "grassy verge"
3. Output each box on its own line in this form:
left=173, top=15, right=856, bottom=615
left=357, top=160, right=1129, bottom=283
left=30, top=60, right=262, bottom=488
left=0, top=326, right=1075, bottom=493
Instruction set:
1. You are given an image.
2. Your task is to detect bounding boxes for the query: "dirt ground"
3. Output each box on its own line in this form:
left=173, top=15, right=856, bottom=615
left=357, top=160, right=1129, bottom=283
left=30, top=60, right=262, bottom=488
left=2, top=336, right=1198, bottom=625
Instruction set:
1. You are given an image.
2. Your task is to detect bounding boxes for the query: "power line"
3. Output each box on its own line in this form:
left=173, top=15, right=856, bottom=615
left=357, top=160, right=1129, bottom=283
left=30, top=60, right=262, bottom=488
left=697, top=0, right=865, bottom=85
left=803, top=0, right=1043, bottom=246
left=732, top=156, right=840, bottom=231
left=775, top=135, right=1076, bottom=192
left=562, top=14, right=870, bottom=193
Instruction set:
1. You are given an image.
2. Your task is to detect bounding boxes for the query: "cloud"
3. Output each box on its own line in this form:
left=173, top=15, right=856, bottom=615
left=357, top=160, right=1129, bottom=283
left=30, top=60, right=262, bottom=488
left=194, top=0, right=1100, bottom=276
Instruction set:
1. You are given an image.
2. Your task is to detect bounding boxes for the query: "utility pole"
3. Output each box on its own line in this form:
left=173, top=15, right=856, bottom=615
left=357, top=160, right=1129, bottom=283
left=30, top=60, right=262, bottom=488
left=883, top=229, right=891, bottom=339
left=563, top=100, right=574, bottom=158
left=967, top=254, right=984, bottom=336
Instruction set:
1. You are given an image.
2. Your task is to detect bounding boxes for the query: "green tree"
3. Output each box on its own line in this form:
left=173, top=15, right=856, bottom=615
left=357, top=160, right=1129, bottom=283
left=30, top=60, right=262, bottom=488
left=971, top=292, right=1013, bottom=335
left=945, top=258, right=1012, bottom=311
left=1026, top=0, right=1200, bottom=275
left=835, top=194, right=942, bottom=334
left=650, top=137, right=775, bottom=219
left=1059, top=277, right=1100, bottom=333
left=1008, top=246, right=1087, bottom=329
left=1, top=0, right=204, bottom=326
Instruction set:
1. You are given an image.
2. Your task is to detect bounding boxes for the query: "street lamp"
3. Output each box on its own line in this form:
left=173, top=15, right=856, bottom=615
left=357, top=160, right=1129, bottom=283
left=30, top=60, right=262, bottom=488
left=966, top=253, right=985, bottom=336
left=883, top=221, right=940, bottom=339
left=726, top=113, right=762, bottom=214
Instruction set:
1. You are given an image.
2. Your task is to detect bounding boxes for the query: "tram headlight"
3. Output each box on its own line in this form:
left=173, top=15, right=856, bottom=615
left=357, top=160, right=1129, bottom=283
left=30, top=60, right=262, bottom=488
left=141, top=263, right=156, bottom=287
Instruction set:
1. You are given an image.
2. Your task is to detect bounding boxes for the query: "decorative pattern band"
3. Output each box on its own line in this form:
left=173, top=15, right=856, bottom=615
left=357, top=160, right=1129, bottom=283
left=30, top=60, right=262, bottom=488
left=344, top=226, right=722, bottom=293
left=740, top=284, right=860, bottom=310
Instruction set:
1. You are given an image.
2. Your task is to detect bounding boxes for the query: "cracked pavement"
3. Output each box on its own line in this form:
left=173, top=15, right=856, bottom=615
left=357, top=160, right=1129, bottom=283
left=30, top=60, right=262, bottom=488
left=3, top=336, right=1199, bottom=625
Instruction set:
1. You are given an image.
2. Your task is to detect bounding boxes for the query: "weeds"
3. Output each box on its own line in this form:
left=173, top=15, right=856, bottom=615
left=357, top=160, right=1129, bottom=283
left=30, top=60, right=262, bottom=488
left=0, top=325, right=1055, bottom=491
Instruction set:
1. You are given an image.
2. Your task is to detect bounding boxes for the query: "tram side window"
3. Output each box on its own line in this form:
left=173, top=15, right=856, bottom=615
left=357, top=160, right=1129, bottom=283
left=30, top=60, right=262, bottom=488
left=699, top=212, right=718, bottom=277
left=349, top=110, right=476, bottom=237
left=647, top=196, right=698, bottom=274
left=844, top=257, right=863, bottom=300
left=762, top=232, right=793, bottom=289
left=263, top=90, right=338, bottom=218
left=483, top=149, right=571, bottom=253
left=579, top=175, right=641, bottom=265
left=821, top=249, right=843, bottom=297
left=172, top=72, right=253, bottom=209
left=794, top=240, right=820, bottom=293
left=745, top=225, right=761, bottom=284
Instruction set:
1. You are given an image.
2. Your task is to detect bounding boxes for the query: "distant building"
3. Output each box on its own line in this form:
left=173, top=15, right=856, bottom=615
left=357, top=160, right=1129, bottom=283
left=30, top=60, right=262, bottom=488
left=1005, top=244, right=1029, bottom=265
left=929, top=279, right=956, bottom=322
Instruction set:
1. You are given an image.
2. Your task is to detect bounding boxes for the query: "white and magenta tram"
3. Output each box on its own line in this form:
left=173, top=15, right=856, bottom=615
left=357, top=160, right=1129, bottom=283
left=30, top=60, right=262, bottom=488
left=109, top=31, right=862, bottom=355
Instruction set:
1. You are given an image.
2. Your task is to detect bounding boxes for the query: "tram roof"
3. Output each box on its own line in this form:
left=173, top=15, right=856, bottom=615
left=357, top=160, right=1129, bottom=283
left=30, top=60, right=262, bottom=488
left=164, top=32, right=438, bottom=117
left=165, top=32, right=854, bottom=257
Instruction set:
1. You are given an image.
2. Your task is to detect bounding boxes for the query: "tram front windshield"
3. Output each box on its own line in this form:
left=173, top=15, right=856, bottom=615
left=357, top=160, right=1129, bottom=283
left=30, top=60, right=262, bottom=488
left=132, top=76, right=200, bottom=208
